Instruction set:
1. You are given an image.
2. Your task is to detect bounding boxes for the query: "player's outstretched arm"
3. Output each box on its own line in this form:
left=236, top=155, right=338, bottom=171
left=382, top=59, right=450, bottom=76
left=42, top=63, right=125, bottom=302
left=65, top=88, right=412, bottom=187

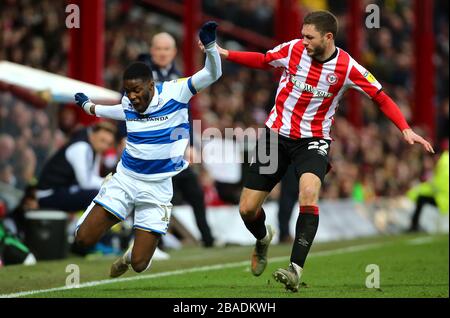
left=198, top=40, right=270, bottom=70
left=346, top=60, right=435, bottom=154
left=402, top=128, right=435, bottom=153
left=371, top=91, right=434, bottom=153
left=74, top=93, right=125, bottom=120
left=190, top=21, right=222, bottom=92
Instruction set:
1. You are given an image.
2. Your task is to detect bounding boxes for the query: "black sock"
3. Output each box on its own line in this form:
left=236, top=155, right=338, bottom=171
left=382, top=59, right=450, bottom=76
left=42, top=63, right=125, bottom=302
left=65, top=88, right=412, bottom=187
left=242, top=208, right=267, bottom=240
left=290, top=205, right=319, bottom=268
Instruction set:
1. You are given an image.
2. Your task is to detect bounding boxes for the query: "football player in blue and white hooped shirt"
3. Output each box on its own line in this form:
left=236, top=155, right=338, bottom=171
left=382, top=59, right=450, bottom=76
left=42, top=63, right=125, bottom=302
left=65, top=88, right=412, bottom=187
left=73, top=22, right=221, bottom=277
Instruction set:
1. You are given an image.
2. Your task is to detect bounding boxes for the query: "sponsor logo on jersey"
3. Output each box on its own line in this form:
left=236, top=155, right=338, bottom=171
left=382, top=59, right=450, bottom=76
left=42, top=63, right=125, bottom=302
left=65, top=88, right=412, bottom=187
left=127, top=115, right=169, bottom=122
left=290, top=75, right=333, bottom=98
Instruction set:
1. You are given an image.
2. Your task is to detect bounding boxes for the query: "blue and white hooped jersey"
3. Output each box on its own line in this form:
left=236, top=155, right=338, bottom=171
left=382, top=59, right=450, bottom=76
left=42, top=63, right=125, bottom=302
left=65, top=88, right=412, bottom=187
left=116, top=77, right=197, bottom=181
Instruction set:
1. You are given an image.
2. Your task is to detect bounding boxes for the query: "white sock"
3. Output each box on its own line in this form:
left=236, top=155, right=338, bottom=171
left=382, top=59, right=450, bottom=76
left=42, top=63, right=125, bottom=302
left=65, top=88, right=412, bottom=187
left=122, top=244, right=133, bottom=265
left=259, top=225, right=271, bottom=244
left=144, top=259, right=153, bottom=272
left=121, top=244, right=152, bottom=272
left=291, top=262, right=303, bottom=278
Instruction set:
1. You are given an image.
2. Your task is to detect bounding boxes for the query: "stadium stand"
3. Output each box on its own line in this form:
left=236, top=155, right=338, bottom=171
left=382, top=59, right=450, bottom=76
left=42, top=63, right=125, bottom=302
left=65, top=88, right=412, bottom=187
left=0, top=0, right=448, bottom=235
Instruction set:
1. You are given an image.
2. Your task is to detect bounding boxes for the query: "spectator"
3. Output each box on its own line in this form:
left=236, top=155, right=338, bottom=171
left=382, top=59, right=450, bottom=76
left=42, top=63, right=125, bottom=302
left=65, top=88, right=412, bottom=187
left=0, top=0, right=448, bottom=207
left=138, top=32, right=181, bottom=82
left=0, top=162, right=15, bottom=186
left=36, top=121, right=116, bottom=212
left=0, top=134, right=15, bottom=164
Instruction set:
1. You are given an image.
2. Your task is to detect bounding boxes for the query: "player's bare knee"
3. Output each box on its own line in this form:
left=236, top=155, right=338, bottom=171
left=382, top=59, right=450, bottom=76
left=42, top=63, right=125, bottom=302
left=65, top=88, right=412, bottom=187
left=74, top=227, right=95, bottom=248
left=131, top=262, right=147, bottom=273
left=131, top=257, right=150, bottom=273
left=299, top=186, right=319, bottom=206
left=239, top=201, right=258, bottom=219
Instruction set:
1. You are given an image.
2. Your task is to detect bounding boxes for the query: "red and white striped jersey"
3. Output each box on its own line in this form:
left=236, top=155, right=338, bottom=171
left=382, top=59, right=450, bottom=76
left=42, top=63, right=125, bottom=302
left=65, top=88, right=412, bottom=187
left=263, top=39, right=382, bottom=140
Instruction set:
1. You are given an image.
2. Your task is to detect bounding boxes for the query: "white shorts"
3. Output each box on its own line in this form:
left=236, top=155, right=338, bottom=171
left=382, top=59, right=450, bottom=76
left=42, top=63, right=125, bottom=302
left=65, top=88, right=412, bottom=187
left=77, top=169, right=173, bottom=235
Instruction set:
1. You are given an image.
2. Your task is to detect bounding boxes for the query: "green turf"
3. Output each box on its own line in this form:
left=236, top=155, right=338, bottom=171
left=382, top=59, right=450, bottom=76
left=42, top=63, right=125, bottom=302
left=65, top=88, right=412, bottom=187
left=0, top=234, right=448, bottom=298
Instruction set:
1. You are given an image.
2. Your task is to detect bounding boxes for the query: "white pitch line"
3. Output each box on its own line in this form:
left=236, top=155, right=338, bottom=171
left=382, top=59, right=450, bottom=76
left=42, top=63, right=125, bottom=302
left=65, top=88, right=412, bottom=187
left=406, top=237, right=436, bottom=245
left=0, top=242, right=383, bottom=298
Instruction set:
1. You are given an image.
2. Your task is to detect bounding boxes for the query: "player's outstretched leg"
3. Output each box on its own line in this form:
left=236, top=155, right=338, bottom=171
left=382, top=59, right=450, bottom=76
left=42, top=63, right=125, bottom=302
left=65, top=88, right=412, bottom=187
left=273, top=205, right=317, bottom=292
left=273, top=262, right=302, bottom=292
left=273, top=173, right=321, bottom=292
left=239, top=187, right=274, bottom=276
left=110, top=228, right=160, bottom=277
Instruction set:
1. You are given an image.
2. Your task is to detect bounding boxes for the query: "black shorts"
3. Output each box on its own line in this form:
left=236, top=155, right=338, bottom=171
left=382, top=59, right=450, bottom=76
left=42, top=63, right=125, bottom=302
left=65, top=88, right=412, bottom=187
left=244, top=127, right=331, bottom=192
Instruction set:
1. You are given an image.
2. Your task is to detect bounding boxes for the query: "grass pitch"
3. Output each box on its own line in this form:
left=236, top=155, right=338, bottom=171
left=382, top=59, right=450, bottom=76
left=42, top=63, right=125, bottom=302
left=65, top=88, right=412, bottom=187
left=0, top=233, right=448, bottom=298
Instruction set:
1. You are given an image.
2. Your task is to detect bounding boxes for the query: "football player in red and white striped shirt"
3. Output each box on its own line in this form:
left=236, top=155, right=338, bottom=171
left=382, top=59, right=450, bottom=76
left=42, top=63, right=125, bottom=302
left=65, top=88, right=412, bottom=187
left=206, top=10, right=434, bottom=292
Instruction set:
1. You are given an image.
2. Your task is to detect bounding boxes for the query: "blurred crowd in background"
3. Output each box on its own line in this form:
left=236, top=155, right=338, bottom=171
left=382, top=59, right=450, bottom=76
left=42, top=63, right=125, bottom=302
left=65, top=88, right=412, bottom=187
left=0, top=0, right=448, bottom=215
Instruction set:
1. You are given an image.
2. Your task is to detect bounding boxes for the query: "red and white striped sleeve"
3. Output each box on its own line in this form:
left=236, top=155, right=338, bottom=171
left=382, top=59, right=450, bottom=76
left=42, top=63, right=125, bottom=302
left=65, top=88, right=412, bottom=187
left=227, top=39, right=299, bottom=70
left=264, top=39, right=299, bottom=68
left=345, top=58, right=382, bottom=98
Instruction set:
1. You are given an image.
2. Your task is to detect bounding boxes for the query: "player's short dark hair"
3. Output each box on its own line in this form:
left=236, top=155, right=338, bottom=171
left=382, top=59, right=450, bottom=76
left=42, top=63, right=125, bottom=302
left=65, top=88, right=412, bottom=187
left=303, top=11, right=338, bottom=39
left=123, top=62, right=153, bottom=82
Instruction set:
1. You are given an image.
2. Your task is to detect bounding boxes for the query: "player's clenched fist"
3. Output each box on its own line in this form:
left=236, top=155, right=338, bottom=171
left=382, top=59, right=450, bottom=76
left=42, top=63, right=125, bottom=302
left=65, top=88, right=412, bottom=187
left=199, top=21, right=218, bottom=48
left=75, top=92, right=94, bottom=114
